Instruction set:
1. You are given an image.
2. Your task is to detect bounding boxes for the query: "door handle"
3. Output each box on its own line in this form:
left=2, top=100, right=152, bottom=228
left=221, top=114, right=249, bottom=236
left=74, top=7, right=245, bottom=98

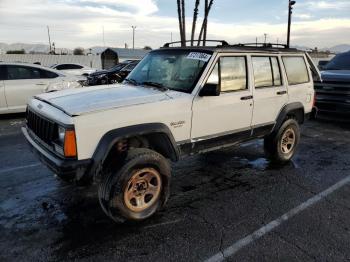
left=241, top=95, right=253, bottom=100
left=36, top=83, right=46, bottom=86
left=277, top=91, right=287, bottom=95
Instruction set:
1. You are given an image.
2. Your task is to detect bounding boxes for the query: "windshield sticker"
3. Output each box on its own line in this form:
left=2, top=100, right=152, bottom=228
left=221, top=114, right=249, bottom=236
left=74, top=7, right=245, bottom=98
left=187, top=52, right=212, bottom=62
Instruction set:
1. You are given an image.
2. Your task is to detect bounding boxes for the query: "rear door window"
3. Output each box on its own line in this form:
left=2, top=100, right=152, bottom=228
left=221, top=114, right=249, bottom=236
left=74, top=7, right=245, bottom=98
left=252, top=56, right=282, bottom=88
left=282, top=56, right=310, bottom=85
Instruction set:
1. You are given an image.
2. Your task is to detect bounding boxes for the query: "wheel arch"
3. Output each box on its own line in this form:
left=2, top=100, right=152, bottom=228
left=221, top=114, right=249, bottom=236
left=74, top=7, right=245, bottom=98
left=273, top=102, right=305, bottom=133
left=89, top=123, right=179, bottom=180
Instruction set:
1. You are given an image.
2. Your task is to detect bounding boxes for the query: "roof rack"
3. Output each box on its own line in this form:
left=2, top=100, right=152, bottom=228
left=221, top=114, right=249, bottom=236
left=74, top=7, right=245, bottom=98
left=231, top=43, right=289, bottom=49
left=163, top=40, right=229, bottom=48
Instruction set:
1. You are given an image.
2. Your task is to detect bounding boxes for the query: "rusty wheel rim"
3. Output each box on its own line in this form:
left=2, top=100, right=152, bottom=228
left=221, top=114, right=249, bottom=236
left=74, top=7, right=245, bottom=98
left=281, top=128, right=296, bottom=154
left=124, top=168, right=161, bottom=212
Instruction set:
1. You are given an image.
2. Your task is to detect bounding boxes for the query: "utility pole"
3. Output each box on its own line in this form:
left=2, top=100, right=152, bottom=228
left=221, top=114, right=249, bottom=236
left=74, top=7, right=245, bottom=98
left=287, top=0, right=296, bottom=48
left=171, top=32, right=173, bottom=43
left=47, top=26, right=52, bottom=53
left=264, top=33, right=268, bottom=44
left=131, top=26, right=137, bottom=50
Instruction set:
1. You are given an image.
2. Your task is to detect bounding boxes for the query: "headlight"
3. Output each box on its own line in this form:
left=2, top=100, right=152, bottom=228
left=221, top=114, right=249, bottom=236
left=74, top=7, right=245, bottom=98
left=58, top=126, right=66, bottom=145
left=54, top=126, right=77, bottom=158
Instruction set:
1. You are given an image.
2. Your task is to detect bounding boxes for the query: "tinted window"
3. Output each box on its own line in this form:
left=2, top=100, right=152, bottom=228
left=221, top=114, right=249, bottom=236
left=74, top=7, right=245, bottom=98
left=41, top=69, right=58, bottom=79
left=0, top=66, right=6, bottom=80
left=282, top=56, right=309, bottom=85
left=220, top=57, right=247, bottom=92
left=7, top=65, right=41, bottom=80
left=67, top=64, right=83, bottom=69
left=123, top=63, right=137, bottom=71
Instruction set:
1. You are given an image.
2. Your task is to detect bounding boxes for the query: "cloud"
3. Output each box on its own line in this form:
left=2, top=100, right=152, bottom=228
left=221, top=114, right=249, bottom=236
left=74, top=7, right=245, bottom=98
left=299, top=0, right=350, bottom=10
left=0, top=0, right=349, bottom=49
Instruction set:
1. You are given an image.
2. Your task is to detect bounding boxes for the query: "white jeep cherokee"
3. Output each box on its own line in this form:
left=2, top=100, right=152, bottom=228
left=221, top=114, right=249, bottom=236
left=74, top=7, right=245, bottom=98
left=23, top=42, right=320, bottom=223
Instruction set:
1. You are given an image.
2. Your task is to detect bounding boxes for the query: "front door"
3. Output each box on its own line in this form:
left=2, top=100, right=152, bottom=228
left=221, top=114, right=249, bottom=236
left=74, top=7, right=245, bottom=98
left=191, top=55, right=253, bottom=151
left=4, top=65, right=48, bottom=111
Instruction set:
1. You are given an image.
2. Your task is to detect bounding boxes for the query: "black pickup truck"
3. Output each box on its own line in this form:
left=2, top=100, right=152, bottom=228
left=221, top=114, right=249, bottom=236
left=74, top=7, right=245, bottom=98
left=315, top=51, right=350, bottom=121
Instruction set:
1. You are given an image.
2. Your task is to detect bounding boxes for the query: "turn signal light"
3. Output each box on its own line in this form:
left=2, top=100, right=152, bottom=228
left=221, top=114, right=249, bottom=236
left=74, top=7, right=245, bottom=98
left=64, top=130, right=77, bottom=157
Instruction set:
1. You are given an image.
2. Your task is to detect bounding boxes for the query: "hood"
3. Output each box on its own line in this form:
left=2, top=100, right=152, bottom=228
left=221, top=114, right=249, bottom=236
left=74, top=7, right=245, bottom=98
left=35, top=84, right=172, bottom=116
left=321, top=70, right=350, bottom=83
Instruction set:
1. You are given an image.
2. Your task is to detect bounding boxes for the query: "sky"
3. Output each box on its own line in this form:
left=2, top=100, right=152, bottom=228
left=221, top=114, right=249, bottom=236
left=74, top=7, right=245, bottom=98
left=0, top=0, right=349, bottom=49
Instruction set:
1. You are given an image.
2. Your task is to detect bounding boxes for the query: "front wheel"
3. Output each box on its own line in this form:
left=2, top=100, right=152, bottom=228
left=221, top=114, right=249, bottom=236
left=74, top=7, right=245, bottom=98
left=98, top=148, right=171, bottom=223
left=264, top=119, right=300, bottom=163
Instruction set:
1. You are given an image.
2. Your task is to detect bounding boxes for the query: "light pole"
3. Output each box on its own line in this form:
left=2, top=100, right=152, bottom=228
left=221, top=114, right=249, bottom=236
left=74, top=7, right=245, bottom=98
left=131, top=26, right=137, bottom=50
left=287, top=0, right=296, bottom=48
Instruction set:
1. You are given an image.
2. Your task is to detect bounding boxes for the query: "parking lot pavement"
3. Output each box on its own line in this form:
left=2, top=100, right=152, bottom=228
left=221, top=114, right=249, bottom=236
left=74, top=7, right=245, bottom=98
left=0, top=115, right=350, bottom=262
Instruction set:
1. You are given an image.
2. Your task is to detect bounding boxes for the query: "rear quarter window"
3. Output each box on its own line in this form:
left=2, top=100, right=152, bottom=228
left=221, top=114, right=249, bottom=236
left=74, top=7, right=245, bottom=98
left=282, top=56, right=310, bottom=85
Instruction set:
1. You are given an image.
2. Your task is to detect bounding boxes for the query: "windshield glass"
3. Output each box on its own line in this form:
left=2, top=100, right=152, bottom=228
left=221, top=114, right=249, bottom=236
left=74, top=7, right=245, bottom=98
left=125, top=50, right=212, bottom=93
left=324, top=52, right=350, bottom=70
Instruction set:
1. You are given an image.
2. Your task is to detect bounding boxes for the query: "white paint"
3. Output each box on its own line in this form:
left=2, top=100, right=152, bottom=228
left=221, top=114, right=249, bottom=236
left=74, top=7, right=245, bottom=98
left=205, top=175, right=350, bottom=262
left=0, top=163, right=41, bottom=175
left=187, top=52, right=212, bottom=62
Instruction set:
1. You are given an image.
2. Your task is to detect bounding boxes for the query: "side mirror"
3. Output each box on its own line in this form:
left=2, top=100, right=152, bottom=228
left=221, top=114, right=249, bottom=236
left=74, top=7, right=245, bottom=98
left=199, top=83, right=220, bottom=97
left=318, top=60, right=328, bottom=70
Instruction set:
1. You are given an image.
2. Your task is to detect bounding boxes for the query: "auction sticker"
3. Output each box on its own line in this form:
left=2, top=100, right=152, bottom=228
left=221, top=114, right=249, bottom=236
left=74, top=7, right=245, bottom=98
left=187, top=52, right=212, bottom=62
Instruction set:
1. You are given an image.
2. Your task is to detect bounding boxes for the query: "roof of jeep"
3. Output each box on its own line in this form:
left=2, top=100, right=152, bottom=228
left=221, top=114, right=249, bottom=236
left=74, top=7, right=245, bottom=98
left=157, top=41, right=305, bottom=54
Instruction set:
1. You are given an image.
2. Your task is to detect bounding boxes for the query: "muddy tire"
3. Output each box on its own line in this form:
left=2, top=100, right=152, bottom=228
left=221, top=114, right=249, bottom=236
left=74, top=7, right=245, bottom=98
left=264, top=119, right=300, bottom=163
left=98, top=148, right=171, bottom=223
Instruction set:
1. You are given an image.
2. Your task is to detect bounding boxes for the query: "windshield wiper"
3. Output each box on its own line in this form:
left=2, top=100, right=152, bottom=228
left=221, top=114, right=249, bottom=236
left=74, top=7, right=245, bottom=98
left=141, top=81, right=169, bottom=91
left=124, top=78, right=139, bottom=85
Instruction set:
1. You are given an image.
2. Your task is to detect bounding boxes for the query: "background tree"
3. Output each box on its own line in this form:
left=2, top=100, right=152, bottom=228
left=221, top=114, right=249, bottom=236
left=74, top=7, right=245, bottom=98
left=143, top=46, right=153, bottom=50
left=177, top=0, right=214, bottom=47
left=73, top=47, right=85, bottom=55
left=191, top=0, right=200, bottom=46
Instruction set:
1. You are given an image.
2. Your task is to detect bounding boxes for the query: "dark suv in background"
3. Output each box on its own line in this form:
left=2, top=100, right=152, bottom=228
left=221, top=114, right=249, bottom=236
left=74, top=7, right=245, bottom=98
left=315, top=51, right=350, bottom=121
left=87, top=60, right=140, bottom=86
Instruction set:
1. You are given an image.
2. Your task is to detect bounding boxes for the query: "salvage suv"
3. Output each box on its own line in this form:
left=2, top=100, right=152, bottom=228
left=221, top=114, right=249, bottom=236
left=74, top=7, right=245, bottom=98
left=22, top=41, right=319, bottom=223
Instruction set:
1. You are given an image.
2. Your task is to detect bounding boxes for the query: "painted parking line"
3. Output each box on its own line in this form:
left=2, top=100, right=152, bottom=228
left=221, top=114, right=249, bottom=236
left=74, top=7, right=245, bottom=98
left=0, top=163, right=41, bottom=175
left=205, top=175, right=350, bottom=262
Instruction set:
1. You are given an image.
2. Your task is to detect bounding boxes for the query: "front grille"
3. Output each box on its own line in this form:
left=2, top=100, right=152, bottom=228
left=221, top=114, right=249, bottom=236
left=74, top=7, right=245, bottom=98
left=315, top=81, right=350, bottom=113
left=26, top=109, right=57, bottom=145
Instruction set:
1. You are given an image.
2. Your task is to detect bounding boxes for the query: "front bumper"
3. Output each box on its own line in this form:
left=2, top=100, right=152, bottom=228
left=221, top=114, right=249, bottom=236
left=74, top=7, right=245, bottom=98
left=22, top=127, right=92, bottom=181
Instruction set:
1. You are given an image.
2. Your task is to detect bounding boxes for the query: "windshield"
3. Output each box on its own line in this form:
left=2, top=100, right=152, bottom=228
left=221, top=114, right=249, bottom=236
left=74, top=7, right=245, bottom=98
left=108, top=63, right=128, bottom=72
left=324, top=52, right=350, bottom=70
left=125, top=50, right=212, bottom=93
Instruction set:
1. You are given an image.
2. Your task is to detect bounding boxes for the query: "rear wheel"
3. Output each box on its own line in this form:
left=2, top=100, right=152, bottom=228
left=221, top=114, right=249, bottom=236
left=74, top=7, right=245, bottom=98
left=98, top=148, right=171, bottom=223
left=264, top=119, right=300, bottom=163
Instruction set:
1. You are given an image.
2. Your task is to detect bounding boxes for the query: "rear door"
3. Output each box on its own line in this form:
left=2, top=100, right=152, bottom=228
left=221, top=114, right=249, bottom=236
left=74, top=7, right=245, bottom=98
left=281, top=55, right=314, bottom=113
left=4, top=65, right=51, bottom=111
left=0, top=65, right=7, bottom=111
left=251, top=55, right=288, bottom=131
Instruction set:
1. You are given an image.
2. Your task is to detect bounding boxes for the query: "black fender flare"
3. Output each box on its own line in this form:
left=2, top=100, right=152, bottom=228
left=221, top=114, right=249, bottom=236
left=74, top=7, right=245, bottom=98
left=89, top=123, right=179, bottom=179
left=273, top=102, right=305, bottom=133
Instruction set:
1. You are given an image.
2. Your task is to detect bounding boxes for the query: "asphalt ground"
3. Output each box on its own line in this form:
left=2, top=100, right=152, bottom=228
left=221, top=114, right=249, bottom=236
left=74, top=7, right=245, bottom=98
left=0, top=114, right=349, bottom=262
